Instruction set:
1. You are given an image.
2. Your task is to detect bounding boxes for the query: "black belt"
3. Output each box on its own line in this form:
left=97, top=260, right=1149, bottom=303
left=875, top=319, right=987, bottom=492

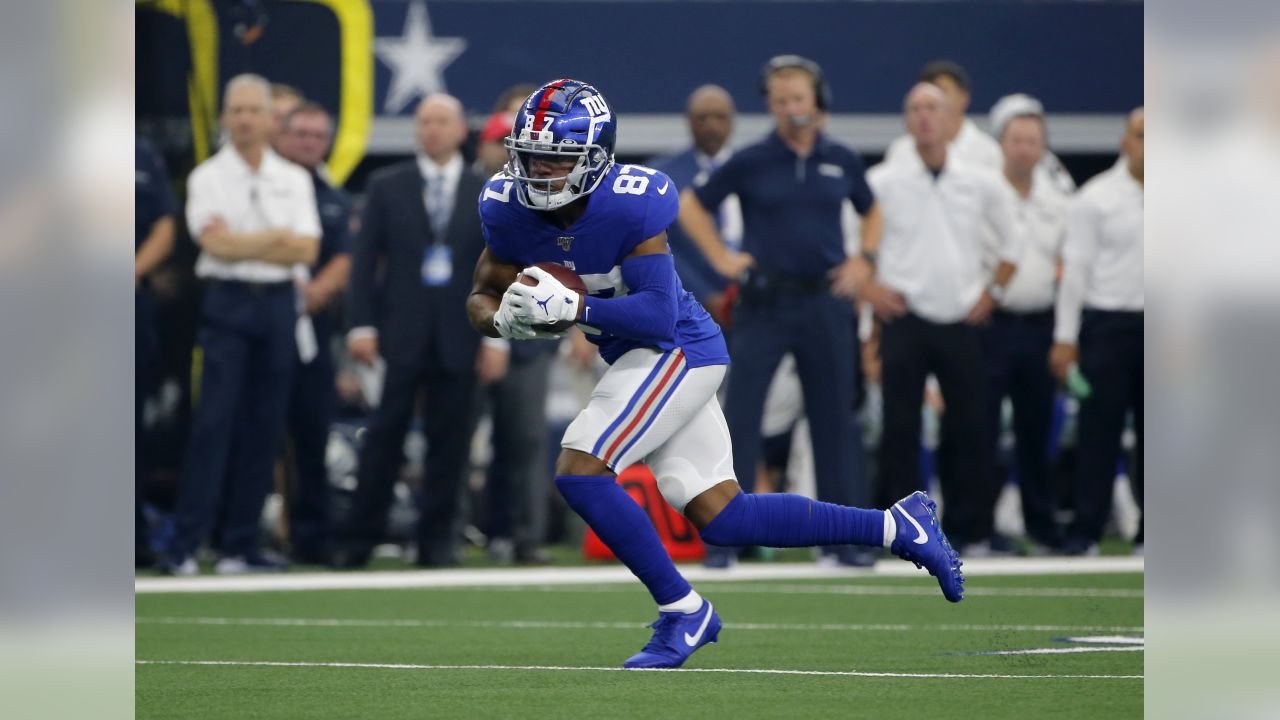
left=993, top=308, right=1053, bottom=323
left=741, top=270, right=827, bottom=299
left=209, top=278, right=294, bottom=296
left=1083, top=307, right=1143, bottom=318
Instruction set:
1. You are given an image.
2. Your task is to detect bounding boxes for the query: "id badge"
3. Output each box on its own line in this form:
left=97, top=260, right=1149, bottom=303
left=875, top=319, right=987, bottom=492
left=421, top=244, right=453, bottom=287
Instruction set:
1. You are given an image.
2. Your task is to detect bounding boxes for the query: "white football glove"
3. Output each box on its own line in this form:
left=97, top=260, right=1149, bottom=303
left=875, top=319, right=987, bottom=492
left=506, top=266, right=581, bottom=326
left=493, top=297, right=534, bottom=340
left=494, top=286, right=562, bottom=340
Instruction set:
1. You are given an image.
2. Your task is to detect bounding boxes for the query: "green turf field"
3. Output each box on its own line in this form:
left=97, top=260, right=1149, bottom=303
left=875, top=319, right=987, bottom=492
left=136, top=568, right=1143, bottom=718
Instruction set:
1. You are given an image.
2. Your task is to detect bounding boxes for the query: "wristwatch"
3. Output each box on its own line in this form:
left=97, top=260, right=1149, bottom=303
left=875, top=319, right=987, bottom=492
left=987, top=282, right=1007, bottom=304
left=860, top=249, right=878, bottom=268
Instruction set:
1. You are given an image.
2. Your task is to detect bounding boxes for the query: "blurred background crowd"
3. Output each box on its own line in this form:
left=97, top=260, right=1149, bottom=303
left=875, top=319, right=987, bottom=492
left=135, top=0, right=1143, bottom=574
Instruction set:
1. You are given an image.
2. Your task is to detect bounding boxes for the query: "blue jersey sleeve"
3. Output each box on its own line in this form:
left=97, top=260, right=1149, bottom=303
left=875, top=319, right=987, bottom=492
left=642, top=169, right=679, bottom=239
left=477, top=173, right=523, bottom=263
left=610, top=165, right=679, bottom=258
left=843, top=149, right=875, bottom=216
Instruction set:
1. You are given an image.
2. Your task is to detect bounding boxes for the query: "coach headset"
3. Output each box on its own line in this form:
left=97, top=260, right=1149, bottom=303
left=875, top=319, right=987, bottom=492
left=758, top=54, right=833, bottom=113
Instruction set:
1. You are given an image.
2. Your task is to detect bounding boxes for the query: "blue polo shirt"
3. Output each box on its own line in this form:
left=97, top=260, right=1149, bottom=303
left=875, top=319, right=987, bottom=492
left=135, top=136, right=176, bottom=250
left=309, top=171, right=352, bottom=343
left=311, top=172, right=352, bottom=270
left=694, top=130, right=874, bottom=278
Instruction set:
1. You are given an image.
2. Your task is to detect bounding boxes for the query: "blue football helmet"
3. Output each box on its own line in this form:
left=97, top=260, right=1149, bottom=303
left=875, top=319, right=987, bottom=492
left=505, top=79, right=617, bottom=210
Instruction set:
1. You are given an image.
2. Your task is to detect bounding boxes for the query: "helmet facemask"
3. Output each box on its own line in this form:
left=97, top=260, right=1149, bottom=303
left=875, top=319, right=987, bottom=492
left=504, top=134, right=612, bottom=210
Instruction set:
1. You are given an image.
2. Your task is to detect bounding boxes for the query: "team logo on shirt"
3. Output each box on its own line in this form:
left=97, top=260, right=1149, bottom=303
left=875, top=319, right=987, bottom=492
left=557, top=236, right=574, bottom=251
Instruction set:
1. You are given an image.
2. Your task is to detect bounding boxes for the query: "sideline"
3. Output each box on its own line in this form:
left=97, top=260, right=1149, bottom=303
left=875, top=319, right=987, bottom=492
left=136, top=556, right=1144, bottom=594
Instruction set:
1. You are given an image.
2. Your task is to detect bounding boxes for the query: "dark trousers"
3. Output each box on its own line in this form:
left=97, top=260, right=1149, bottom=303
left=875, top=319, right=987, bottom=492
left=1070, top=309, right=1143, bottom=544
left=136, top=290, right=160, bottom=553
left=725, top=290, right=868, bottom=534
left=878, top=313, right=986, bottom=546
left=482, top=350, right=553, bottom=553
left=172, top=281, right=297, bottom=557
left=980, top=309, right=1059, bottom=546
left=345, top=357, right=478, bottom=564
left=286, top=323, right=336, bottom=555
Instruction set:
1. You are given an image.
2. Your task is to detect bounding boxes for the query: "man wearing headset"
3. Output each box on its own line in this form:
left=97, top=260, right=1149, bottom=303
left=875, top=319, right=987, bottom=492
left=679, top=56, right=887, bottom=567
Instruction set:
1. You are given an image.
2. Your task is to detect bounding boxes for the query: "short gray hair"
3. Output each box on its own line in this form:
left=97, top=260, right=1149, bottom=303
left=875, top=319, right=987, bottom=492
left=223, top=73, right=272, bottom=110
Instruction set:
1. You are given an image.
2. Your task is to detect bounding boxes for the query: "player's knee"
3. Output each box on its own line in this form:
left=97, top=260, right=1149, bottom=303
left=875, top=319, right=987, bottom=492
left=653, top=457, right=737, bottom=526
left=554, top=448, right=610, bottom=478
left=694, top=490, right=748, bottom=546
left=652, top=456, right=704, bottom=512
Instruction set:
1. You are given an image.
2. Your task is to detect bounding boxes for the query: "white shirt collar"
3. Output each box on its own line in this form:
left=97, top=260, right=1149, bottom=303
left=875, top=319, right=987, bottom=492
left=218, top=143, right=285, bottom=179
left=417, top=152, right=463, bottom=185
left=954, top=118, right=982, bottom=147
left=902, top=146, right=951, bottom=180
left=1112, top=159, right=1143, bottom=193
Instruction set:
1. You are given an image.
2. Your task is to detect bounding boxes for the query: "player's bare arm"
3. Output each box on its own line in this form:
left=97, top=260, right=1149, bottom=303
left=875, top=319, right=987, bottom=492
left=677, top=188, right=753, bottom=279
left=466, top=247, right=521, bottom=338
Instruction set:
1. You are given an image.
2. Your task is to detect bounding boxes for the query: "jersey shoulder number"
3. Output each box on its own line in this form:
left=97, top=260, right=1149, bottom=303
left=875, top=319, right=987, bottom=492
left=481, top=172, right=514, bottom=204
left=603, top=165, right=678, bottom=241
left=609, top=164, right=671, bottom=199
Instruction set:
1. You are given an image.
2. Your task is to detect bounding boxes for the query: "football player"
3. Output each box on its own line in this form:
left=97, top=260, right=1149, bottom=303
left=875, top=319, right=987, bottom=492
left=466, top=79, right=965, bottom=670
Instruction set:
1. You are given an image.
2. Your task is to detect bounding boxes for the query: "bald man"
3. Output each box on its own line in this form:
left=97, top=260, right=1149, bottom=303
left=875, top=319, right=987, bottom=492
left=866, top=82, right=1022, bottom=552
left=160, top=74, right=320, bottom=575
left=337, top=94, right=489, bottom=569
left=649, top=85, right=739, bottom=322
left=1050, top=108, right=1144, bottom=556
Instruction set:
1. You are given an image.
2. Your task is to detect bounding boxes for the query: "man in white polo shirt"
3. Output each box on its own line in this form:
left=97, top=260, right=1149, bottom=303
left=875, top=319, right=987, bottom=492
left=863, top=82, right=1022, bottom=552
left=159, top=73, right=320, bottom=576
left=1050, top=108, right=1144, bottom=556
left=977, top=95, right=1072, bottom=554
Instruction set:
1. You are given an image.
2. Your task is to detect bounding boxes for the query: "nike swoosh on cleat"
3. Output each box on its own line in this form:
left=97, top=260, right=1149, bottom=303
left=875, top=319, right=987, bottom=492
left=657, top=181, right=669, bottom=195
left=894, top=503, right=929, bottom=545
left=684, top=604, right=714, bottom=646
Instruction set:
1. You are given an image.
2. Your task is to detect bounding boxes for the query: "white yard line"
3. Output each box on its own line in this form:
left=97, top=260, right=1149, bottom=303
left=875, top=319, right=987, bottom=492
left=135, top=658, right=1143, bottom=680
left=135, top=556, right=1143, bottom=594
left=1056, top=636, right=1145, bottom=645
left=136, top=616, right=1145, bottom=633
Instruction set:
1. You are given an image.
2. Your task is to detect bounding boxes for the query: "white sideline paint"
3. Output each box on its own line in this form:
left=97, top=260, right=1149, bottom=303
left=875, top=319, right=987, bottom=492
left=135, top=658, right=1143, bottom=680
left=485, top=584, right=1142, bottom=599
left=973, top=647, right=1144, bottom=656
left=135, top=556, right=1143, bottom=594
left=137, top=617, right=1144, bottom=634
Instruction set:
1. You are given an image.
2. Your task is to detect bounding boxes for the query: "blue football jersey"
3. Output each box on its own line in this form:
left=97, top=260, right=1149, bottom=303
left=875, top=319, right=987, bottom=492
left=479, top=163, right=728, bottom=367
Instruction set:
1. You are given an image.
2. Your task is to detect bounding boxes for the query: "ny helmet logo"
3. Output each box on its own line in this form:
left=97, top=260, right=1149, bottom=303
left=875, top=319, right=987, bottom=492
left=557, top=236, right=574, bottom=251
left=580, top=95, right=609, bottom=117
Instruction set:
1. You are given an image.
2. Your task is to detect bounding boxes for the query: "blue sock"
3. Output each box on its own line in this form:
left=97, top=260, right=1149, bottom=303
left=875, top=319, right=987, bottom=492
left=698, top=493, right=885, bottom=548
left=555, top=475, right=692, bottom=606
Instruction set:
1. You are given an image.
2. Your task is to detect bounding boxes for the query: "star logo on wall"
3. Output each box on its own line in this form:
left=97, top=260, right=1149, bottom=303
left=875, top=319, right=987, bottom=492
left=375, top=1, right=466, bottom=114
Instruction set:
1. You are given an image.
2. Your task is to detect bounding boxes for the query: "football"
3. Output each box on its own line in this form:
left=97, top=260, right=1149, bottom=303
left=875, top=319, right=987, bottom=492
left=516, top=262, right=588, bottom=334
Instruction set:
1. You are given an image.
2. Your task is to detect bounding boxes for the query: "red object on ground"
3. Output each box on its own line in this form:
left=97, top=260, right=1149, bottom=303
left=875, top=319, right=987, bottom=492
left=582, top=465, right=706, bottom=563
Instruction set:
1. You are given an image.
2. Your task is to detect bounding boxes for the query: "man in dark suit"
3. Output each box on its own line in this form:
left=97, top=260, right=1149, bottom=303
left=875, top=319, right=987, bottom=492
left=473, top=111, right=557, bottom=565
left=339, top=94, right=486, bottom=567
